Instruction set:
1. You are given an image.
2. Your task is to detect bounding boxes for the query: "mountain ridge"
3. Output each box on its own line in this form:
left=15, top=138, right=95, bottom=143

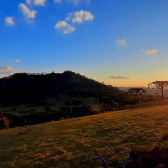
left=0, top=71, right=130, bottom=106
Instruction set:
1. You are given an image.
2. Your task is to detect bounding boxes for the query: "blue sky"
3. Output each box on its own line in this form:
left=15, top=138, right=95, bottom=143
left=0, top=0, right=168, bottom=86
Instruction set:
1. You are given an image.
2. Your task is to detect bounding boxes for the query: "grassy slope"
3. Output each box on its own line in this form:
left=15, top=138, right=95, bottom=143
left=1, top=100, right=168, bottom=168
left=0, top=96, right=100, bottom=114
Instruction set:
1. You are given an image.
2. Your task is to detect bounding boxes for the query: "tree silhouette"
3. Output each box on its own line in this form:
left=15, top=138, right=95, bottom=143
left=148, top=81, right=168, bottom=99
left=128, top=88, right=147, bottom=102
left=66, top=91, right=79, bottom=114
left=99, top=97, right=118, bottom=112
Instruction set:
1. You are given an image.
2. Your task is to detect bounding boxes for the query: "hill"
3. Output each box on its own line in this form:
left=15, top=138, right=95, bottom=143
left=0, top=71, right=129, bottom=105
left=1, top=99, right=168, bottom=168
left=0, top=71, right=131, bottom=110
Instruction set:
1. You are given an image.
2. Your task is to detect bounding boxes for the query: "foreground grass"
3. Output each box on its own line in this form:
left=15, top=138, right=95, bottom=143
left=1, top=102, right=168, bottom=168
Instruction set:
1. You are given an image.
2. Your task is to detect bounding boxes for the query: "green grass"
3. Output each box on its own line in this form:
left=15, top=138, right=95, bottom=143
left=0, top=96, right=100, bottom=114
left=1, top=100, right=168, bottom=168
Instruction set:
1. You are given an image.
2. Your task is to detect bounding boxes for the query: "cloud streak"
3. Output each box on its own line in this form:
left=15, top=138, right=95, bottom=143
left=5, top=59, right=20, bottom=63
left=146, top=49, right=157, bottom=54
left=0, top=66, right=21, bottom=75
left=54, top=0, right=62, bottom=3
left=15, top=59, right=20, bottom=63
left=115, top=39, right=126, bottom=45
left=67, top=0, right=81, bottom=5
left=67, top=0, right=90, bottom=5
left=109, top=75, right=131, bottom=79
left=26, top=0, right=47, bottom=6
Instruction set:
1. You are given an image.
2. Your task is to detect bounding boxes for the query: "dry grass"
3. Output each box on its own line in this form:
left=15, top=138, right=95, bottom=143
left=1, top=100, right=168, bottom=168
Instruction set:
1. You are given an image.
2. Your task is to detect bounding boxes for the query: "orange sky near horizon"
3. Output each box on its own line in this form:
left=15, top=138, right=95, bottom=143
left=97, top=78, right=149, bottom=87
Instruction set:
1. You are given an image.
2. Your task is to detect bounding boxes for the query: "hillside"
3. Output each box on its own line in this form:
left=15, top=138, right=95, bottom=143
left=0, top=71, right=129, bottom=106
left=0, top=71, right=134, bottom=118
left=1, top=99, right=168, bottom=168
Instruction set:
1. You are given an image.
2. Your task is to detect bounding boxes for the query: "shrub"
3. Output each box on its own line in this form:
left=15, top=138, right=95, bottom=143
left=60, top=105, right=95, bottom=118
left=0, top=105, right=96, bottom=130
left=0, top=113, right=9, bottom=129
left=44, top=107, right=59, bottom=113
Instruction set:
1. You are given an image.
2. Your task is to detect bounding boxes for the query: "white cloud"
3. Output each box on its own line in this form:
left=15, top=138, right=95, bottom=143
left=26, top=0, right=47, bottom=6
left=67, top=0, right=90, bottom=5
left=109, top=75, right=131, bottom=79
left=26, top=0, right=31, bottom=5
left=55, top=21, right=75, bottom=34
left=35, top=0, right=47, bottom=5
left=6, top=59, right=20, bottom=63
left=67, top=0, right=81, bottom=5
left=142, top=49, right=145, bottom=52
left=15, top=59, right=20, bottom=63
left=115, top=39, right=126, bottom=45
left=146, top=49, right=157, bottom=54
left=72, top=17, right=83, bottom=23
left=54, top=0, right=62, bottom=3
left=0, top=66, right=20, bottom=75
left=5, top=17, right=15, bottom=26
left=19, top=3, right=37, bottom=18
left=66, top=10, right=94, bottom=23
left=65, top=13, right=73, bottom=21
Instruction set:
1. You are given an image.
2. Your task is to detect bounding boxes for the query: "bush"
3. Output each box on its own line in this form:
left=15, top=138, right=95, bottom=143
left=0, top=105, right=97, bottom=130
left=1, top=111, right=63, bottom=129
left=0, top=113, right=9, bottom=129
left=147, top=95, right=154, bottom=101
left=60, top=105, right=96, bottom=118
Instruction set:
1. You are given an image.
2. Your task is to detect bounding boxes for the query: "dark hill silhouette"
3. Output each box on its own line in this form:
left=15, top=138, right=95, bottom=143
left=0, top=71, right=130, bottom=106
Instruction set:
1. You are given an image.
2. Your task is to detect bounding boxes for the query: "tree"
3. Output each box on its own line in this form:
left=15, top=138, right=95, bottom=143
left=148, top=81, right=168, bottom=99
left=99, top=97, right=118, bottom=112
left=128, top=88, right=147, bottom=102
left=66, top=91, right=79, bottom=114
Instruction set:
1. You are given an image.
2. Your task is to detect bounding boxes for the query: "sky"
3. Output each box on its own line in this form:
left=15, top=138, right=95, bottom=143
left=0, top=0, right=168, bottom=87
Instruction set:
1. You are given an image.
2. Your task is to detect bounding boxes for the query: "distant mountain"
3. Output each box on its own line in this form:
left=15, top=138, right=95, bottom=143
left=117, top=87, right=147, bottom=91
left=0, top=71, right=130, bottom=105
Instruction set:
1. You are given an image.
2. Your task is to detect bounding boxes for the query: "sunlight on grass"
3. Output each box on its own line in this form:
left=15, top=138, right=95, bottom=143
left=1, top=103, right=168, bottom=167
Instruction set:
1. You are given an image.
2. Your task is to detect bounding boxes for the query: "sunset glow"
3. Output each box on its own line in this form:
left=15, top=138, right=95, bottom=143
left=1, top=0, right=168, bottom=87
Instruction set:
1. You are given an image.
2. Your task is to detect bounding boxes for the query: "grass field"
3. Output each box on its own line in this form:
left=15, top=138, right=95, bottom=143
left=0, top=96, right=100, bottom=114
left=1, top=100, right=168, bottom=168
